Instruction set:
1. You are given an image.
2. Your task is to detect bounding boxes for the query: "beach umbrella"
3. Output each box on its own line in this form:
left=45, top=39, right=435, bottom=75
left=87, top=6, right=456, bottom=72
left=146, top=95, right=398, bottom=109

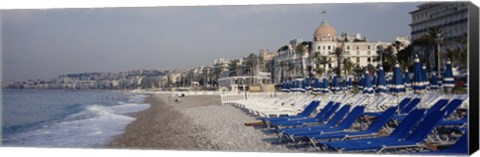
left=404, top=69, right=411, bottom=90
left=430, top=73, right=440, bottom=90
left=330, top=75, right=340, bottom=93
left=300, top=80, right=307, bottom=92
left=358, top=77, right=364, bottom=91
left=422, top=65, right=430, bottom=89
left=376, top=65, right=388, bottom=94
left=412, top=55, right=426, bottom=93
left=372, top=74, right=378, bottom=91
left=347, top=77, right=353, bottom=90
left=304, top=78, right=311, bottom=91
left=341, top=78, right=348, bottom=91
left=443, top=59, right=455, bottom=89
left=390, top=62, right=406, bottom=94
left=281, top=81, right=290, bottom=92
left=313, top=78, right=321, bottom=92
left=362, top=71, right=374, bottom=94
left=321, top=77, right=330, bottom=93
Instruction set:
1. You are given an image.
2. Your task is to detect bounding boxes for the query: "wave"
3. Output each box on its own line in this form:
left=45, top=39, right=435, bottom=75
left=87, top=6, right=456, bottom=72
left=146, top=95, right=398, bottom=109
left=2, top=94, right=150, bottom=148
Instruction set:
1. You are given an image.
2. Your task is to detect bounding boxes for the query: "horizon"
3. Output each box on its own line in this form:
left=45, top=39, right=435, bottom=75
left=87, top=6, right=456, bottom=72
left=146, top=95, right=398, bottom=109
left=2, top=2, right=419, bottom=81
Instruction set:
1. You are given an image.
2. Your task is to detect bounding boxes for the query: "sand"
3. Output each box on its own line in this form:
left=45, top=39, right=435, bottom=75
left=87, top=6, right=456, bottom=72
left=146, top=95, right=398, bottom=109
left=106, top=94, right=311, bottom=152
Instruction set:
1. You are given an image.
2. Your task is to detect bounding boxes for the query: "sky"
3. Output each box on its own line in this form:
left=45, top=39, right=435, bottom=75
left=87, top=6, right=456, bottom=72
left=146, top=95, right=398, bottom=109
left=1, top=2, right=420, bottom=81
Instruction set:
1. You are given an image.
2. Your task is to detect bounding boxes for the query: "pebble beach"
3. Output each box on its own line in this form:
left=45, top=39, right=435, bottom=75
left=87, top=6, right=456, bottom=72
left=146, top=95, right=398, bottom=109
left=106, top=94, right=310, bottom=152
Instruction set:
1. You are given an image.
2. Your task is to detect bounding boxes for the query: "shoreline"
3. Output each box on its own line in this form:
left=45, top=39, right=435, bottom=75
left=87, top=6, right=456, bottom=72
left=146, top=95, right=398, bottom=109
left=105, top=94, right=307, bottom=152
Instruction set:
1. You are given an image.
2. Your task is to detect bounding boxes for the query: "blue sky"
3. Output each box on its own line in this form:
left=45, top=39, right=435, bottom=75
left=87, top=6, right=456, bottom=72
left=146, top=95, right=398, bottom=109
left=2, top=2, right=420, bottom=81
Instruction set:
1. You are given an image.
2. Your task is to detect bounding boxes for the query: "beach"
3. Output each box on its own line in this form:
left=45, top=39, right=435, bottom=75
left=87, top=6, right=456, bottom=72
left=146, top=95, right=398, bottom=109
left=106, top=94, right=307, bottom=152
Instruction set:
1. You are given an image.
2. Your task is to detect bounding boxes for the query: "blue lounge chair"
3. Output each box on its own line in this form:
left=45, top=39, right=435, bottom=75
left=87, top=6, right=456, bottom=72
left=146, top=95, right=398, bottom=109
left=270, top=102, right=340, bottom=128
left=306, top=107, right=397, bottom=145
left=276, top=105, right=351, bottom=139
left=263, top=100, right=321, bottom=123
left=391, top=99, right=449, bottom=121
left=317, top=109, right=425, bottom=151
left=399, top=98, right=421, bottom=114
left=438, top=116, right=467, bottom=126
left=416, top=132, right=468, bottom=155
left=322, top=110, right=445, bottom=153
left=286, top=106, right=365, bottom=140
left=364, top=98, right=411, bottom=117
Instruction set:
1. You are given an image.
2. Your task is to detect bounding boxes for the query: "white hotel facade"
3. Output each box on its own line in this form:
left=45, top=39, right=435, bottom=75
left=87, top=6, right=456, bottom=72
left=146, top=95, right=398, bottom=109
left=273, top=20, right=390, bottom=83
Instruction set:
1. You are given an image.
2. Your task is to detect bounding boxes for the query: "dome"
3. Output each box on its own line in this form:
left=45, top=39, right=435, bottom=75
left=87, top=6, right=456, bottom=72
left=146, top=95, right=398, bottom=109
left=313, top=20, right=337, bottom=42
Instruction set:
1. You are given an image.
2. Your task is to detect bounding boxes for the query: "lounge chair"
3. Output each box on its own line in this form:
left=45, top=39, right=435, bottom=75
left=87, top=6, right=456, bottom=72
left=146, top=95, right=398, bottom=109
left=316, top=109, right=425, bottom=151
left=305, top=107, right=397, bottom=146
left=262, top=100, right=321, bottom=124
left=391, top=99, right=449, bottom=121
left=321, top=110, right=445, bottom=153
left=286, top=106, right=365, bottom=140
left=276, top=104, right=351, bottom=138
left=416, top=132, right=468, bottom=155
left=270, top=102, right=340, bottom=128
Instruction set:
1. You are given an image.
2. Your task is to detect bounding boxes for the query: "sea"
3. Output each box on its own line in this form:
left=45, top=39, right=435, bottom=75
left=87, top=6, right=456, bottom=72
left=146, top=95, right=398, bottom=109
left=1, top=89, right=151, bottom=148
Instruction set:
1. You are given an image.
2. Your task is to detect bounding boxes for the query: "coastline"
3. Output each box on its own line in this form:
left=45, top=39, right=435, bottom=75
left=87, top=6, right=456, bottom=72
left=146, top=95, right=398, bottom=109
left=106, top=94, right=307, bottom=152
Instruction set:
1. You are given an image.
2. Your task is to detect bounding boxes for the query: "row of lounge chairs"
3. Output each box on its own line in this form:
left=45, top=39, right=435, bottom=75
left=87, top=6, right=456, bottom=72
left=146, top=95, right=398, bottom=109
left=236, top=93, right=468, bottom=154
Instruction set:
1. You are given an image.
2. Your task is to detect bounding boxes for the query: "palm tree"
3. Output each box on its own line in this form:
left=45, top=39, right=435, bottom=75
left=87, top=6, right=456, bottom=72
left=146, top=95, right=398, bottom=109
left=317, top=56, right=332, bottom=77
left=246, top=53, right=257, bottom=84
left=296, top=42, right=309, bottom=77
left=374, top=45, right=397, bottom=72
left=333, top=47, right=343, bottom=77
left=343, top=58, right=354, bottom=77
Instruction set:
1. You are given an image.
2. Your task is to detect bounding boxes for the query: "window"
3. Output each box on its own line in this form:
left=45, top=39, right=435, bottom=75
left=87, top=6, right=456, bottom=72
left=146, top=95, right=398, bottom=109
left=367, top=57, right=371, bottom=62
left=328, top=46, right=331, bottom=50
left=368, top=45, right=371, bottom=49
left=356, top=57, right=360, bottom=63
left=347, top=46, right=350, bottom=50
left=323, top=46, right=326, bottom=50
left=318, top=46, right=321, bottom=50
left=356, top=46, right=360, bottom=50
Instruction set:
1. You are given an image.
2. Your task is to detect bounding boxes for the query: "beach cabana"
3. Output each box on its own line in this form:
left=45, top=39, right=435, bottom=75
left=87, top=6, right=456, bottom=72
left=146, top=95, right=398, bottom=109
left=362, top=71, right=374, bottom=94
left=443, top=60, right=455, bottom=89
left=390, top=63, right=406, bottom=94
left=412, top=55, right=426, bottom=93
left=376, top=65, right=388, bottom=94
left=331, top=75, right=340, bottom=93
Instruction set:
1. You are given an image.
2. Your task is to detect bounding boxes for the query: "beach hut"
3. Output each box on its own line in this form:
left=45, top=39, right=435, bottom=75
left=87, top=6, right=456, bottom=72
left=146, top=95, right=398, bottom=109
left=443, top=59, right=455, bottom=89
left=313, top=78, right=321, bottom=93
left=331, top=75, right=340, bottom=93
left=362, top=71, right=374, bottom=94
left=412, top=55, right=426, bottom=93
left=390, top=63, right=406, bottom=94
left=376, top=65, right=388, bottom=94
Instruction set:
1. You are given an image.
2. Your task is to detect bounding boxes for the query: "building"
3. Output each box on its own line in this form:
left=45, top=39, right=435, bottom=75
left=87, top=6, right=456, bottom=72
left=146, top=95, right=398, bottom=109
left=273, top=20, right=389, bottom=83
left=409, top=2, right=468, bottom=72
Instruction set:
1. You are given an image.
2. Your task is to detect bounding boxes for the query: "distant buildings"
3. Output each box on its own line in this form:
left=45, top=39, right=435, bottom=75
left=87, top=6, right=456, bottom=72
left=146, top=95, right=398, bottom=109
left=272, top=20, right=393, bottom=83
left=409, top=2, right=468, bottom=73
